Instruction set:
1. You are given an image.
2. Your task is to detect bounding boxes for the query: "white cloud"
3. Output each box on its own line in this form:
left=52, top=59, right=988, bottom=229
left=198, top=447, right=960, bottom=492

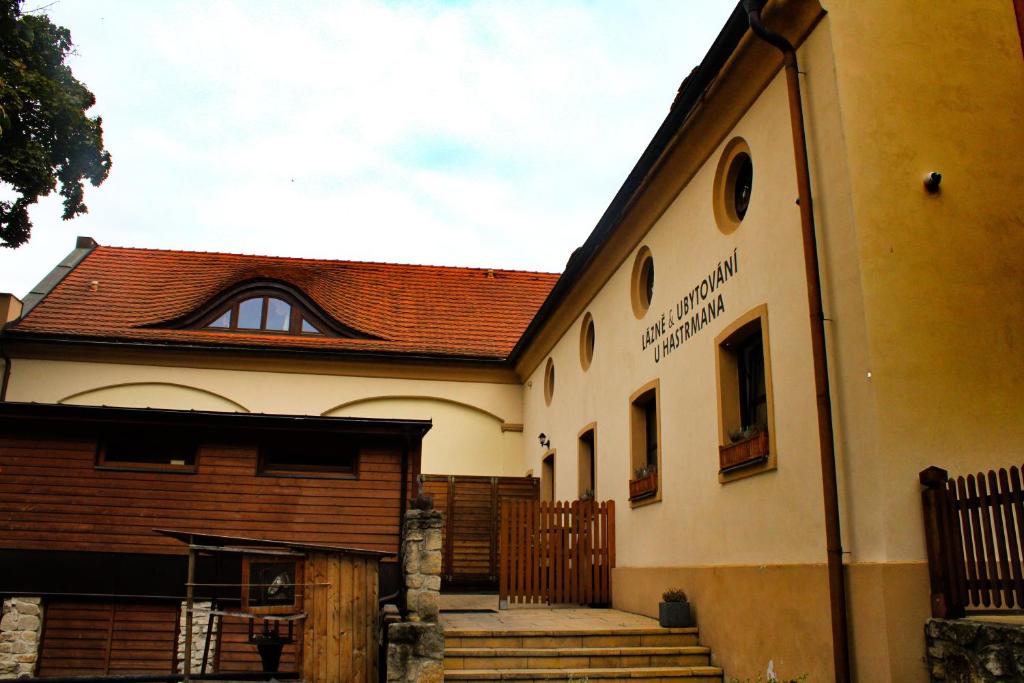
left=0, top=0, right=736, bottom=297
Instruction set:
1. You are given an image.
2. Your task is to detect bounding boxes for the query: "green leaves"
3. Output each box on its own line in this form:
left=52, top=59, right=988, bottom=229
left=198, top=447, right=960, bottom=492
left=0, top=0, right=111, bottom=248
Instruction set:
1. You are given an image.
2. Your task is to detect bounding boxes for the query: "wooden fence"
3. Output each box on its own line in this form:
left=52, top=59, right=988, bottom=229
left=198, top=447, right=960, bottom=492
left=920, top=465, right=1024, bottom=618
left=499, top=499, right=615, bottom=606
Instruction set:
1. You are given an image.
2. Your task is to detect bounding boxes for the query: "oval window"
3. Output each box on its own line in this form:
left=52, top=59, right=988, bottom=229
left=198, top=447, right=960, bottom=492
left=580, top=313, right=596, bottom=370
left=630, top=246, right=655, bottom=319
left=544, top=358, right=556, bottom=406
left=713, top=137, right=754, bottom=234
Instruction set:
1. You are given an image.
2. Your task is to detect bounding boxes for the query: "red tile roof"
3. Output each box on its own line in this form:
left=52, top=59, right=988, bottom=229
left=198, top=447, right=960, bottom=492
left=9, top=246, right=560, bottom=360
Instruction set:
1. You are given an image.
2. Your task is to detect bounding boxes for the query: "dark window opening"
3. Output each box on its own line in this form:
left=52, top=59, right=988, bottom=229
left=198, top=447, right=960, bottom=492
left=98, top=433, right=198, bottom=471
left=642, top=397, right=658, bottom=469
left=737, top=329, right=768, bottom=431
left=641, top=258, right=655, bottom=308
left=578, top=428, right=595, bottom=498
left=733, top=153, right=753, bottom=221
left=260, top=440, right=358, bottom=478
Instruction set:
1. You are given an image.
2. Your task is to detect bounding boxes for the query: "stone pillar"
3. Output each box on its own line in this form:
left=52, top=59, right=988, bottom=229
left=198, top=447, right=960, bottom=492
left=402, top=509, right=443, bottom=622
left=0, top=597, right=43, bottom=679
left=177, top=600, right=218, bottom=674
left=387, top=508, right=445, bottom=682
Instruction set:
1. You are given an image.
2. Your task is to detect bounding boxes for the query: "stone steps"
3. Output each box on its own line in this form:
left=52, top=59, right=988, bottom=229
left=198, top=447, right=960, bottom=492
left=443, top=626, right=722, bottom=682
left=444, top=627, right=701, bottom=649
left=444, top=665, right=724, bottom=681
left=445, top=645, right=712, bottom=669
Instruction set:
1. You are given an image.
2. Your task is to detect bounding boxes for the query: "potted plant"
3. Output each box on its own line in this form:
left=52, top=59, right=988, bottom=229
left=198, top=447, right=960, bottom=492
left=719, top=423, right=769, bottom=472
left=659, top=588, right=694, bottom=628
left=629, top=464, right=658, bottom=500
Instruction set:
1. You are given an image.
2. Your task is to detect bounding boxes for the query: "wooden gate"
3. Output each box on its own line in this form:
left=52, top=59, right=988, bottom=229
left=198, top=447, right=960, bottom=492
left=499, top=499, right=615, bottom=606
left=421, top=474, right=539, bottom=589
left=921, top=464, right=1024, bottom=618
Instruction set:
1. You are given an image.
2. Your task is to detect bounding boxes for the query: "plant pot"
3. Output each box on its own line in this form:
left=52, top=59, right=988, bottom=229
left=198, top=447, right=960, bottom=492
left=719, top=430, right=769, bottom=473
left=659, top=600, right=694, bottom=628
left=629, top=472, right=658, bottom=501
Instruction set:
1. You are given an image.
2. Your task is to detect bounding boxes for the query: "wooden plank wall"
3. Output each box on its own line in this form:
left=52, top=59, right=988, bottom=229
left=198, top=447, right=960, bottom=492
left=300, top=552, right=379, bottom=683
left=215, top=615, right=299, bottom=673
left=0, top=436, right=408, bottom=555
left=499, top=500, right=615, bottom=606
left=421, top=475, right=538, bottom=587
left=37, top=601, right=179, bottom=677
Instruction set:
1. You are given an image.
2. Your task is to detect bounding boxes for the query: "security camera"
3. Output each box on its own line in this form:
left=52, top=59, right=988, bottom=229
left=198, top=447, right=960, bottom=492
left=924, top=171, right=942, bottom=193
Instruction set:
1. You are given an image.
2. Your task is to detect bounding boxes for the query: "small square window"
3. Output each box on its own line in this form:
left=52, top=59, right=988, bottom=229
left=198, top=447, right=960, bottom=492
left=716, top=305, right=776, bottom=481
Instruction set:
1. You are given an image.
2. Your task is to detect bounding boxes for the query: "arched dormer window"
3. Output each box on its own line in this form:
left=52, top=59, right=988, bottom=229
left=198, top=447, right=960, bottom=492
left=165, top=280, right=373, bottom=339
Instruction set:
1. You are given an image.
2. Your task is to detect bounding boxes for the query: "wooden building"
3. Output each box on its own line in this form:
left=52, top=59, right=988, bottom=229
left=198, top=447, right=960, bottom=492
left=0, top=401, right=429, bottom=677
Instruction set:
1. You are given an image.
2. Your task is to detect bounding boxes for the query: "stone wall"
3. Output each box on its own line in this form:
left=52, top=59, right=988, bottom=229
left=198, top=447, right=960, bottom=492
left=926, top=618, right=1024, bottom=682
left=387, top=508, right=445, bottom=683
left=403, top=509, right=443, bottom=622
left=177, top=600, right=218, bottom=674
left=0, top=597, right=43, bottom=679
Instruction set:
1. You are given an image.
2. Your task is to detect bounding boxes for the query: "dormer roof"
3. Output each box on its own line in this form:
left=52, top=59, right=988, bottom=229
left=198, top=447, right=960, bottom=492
left=7, top=244, right=559, bottom=361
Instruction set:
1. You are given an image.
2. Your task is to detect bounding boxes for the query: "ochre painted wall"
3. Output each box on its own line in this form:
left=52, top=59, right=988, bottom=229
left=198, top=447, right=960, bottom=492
left=5, top=357, right=524, bottom=477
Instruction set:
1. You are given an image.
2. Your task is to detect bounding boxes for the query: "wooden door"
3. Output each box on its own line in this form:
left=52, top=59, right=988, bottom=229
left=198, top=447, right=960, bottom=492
left=421, top=475, right=538, bottom=589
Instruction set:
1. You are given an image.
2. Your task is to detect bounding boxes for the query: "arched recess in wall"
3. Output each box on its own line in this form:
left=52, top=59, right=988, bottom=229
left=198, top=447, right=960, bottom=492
left=59, top=382, right=250, bottom=413
left=323, top=396, right=522, bottom=478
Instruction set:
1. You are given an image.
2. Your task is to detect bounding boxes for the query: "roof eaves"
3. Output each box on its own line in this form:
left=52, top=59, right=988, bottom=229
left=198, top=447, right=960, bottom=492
left=507, top=3, right=750, bottom=364
left=18, top=236, right=98, bottom=317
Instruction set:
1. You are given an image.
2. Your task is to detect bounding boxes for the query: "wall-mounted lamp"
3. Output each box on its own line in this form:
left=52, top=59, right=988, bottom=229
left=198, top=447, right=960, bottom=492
left=538, top=433, right=551, bottom=450
left=923, top=171, right=942, bottom=194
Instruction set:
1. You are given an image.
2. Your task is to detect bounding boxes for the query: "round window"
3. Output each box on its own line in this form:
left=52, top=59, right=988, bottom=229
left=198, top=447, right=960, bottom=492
left=544, top=358, right=556, bottom=405
left=630, top=246, right=655, bottom=319
left=580, top=313, right=596, bottom=370
left=713, top=138, right=753, bottom=234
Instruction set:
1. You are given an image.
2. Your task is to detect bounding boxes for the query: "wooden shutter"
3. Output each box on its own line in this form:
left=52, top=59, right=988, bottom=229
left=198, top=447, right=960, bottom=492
left=38, top=601, right=178, bottom=677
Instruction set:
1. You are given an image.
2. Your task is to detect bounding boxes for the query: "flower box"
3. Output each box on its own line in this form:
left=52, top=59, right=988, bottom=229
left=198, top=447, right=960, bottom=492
left=629, top=472, right=658, bottom=501
left=719, top=430, right=769, bottom=473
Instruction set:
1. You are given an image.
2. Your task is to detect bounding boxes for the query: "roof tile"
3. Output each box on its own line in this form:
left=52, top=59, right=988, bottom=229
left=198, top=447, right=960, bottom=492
left=10, top=246, right=560, bottom=360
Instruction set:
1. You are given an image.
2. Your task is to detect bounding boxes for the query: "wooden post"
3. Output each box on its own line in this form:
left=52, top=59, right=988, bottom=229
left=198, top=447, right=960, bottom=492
left=920, top=466, right=963, bottom=618
left=184, top=545, right=196, bottom=682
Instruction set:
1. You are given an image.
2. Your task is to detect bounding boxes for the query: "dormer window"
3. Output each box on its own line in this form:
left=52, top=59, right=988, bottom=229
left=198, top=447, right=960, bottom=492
left=203, top=294, right=322, bottom=335
left=156, top=280, right=375, bottom=339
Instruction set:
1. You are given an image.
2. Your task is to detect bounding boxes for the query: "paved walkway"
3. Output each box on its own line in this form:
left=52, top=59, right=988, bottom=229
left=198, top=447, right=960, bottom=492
left=440, top=593, right=660, bottom=632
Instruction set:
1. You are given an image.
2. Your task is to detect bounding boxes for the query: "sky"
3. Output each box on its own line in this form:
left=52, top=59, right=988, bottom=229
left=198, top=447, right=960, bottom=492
left=1, top=0, right=736, bottom=298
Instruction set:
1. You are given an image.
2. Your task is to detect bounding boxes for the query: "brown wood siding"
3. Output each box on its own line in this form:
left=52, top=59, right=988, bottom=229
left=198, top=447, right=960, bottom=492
left=214, top=615, right=299, bottom=674
left=0, top=436, right=408, bottom=555
left=37, top=601, right=178, bottom=677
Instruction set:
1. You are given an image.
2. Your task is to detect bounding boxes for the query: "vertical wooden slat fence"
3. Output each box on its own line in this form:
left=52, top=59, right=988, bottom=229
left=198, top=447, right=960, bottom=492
left=499, top=499, right=615, bottom=606
left=920, top=465, right=1024, bottom=618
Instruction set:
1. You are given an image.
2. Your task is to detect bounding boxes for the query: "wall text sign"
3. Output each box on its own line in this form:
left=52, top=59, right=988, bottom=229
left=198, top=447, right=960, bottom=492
left=641, top=249, right=739, bottom=363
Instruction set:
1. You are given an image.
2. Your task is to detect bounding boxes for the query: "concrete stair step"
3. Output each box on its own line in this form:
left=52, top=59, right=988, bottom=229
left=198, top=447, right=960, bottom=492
left=444, top=627, right=700, bottom=649
left=444, top=665, right=724, bottom=681
left=445, top=645, right=711, bottom=670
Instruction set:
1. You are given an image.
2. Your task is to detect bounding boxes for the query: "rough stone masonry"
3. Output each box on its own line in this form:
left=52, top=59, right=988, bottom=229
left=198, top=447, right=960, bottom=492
left=387, top=508, right=445, bottom=683
left=0, top=597, right=43, bottom=679
left=926, top=618, right=1024, bottom=682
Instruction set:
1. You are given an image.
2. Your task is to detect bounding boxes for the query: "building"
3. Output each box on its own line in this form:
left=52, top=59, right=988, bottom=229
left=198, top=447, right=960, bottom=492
left=1, top=0, right=1023, bottom=680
